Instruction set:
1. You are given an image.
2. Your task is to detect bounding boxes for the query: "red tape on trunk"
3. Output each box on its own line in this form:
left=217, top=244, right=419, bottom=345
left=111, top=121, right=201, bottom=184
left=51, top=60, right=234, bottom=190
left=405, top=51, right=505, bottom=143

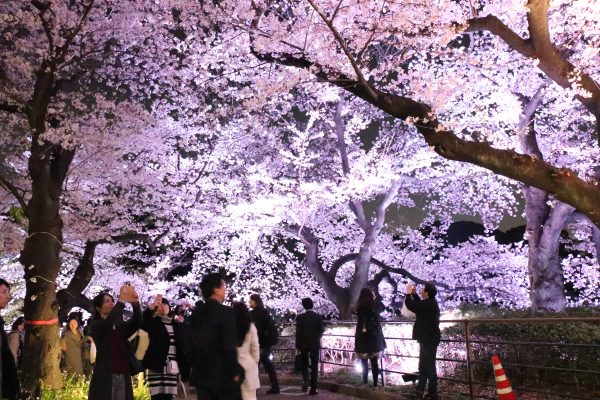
left=25, top=318, right=59, bottom=326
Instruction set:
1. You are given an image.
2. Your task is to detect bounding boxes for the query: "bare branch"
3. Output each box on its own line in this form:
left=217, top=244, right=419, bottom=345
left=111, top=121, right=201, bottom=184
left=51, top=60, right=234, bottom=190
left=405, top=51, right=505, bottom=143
left=306, top=0, right=379, bottom=101
left=332, top=100, right=369, bottom=230
left=55, top=1, right=96, bottom=64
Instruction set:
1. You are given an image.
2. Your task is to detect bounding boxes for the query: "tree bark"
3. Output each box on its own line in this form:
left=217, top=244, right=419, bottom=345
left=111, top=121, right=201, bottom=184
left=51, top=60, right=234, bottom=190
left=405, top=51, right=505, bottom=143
left=516, top=85, right=570, bottom=311
left=19, top=60, right=74, bottom=395
left=332, top=101, right=402, bottom=314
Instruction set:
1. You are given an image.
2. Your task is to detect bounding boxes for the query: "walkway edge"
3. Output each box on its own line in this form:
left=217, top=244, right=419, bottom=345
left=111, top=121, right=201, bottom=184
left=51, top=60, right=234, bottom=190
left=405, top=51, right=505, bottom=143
left=261, top=375, right=410, bottom=400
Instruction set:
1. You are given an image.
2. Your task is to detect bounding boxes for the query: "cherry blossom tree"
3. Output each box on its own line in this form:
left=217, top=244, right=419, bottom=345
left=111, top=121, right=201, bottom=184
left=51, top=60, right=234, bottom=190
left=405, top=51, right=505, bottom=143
left=189, top=0, right=599, bottom=311
left=0, top=0, right=212, bottom=392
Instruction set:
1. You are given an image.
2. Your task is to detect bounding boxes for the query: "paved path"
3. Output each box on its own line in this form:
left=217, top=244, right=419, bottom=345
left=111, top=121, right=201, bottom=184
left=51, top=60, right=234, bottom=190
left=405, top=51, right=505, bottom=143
left=181, top=384, right=362, bottom=400
left=257, top=385, right=359, bottom=400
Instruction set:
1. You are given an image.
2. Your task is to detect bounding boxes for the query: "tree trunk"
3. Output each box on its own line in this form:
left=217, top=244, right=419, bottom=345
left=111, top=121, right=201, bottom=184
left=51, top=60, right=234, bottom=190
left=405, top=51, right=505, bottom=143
left=528, top=203, right=573, bottom=311
left=18, top=61, right=74, bottom=396
left=19, top=162, right=69, bottom=395
left=516, top=85, right=569, bottom=312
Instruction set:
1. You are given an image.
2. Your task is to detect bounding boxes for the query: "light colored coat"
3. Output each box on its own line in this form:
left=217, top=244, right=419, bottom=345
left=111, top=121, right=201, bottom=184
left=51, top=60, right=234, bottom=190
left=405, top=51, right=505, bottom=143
left=237, top=323, right=261, bottom=392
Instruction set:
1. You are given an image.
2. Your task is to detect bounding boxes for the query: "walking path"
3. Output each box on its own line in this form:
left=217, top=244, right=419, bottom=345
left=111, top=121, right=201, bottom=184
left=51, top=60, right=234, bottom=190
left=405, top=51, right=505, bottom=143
left=257, top=386, right=360, bottom=400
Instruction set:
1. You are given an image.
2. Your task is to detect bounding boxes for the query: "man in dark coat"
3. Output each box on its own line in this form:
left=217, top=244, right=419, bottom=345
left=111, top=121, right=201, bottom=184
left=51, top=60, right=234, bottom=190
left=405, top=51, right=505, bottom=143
left=188, top=273, right=241, bottom=400
left=405, top=282, right=441, bottom=400
left=0, top=278, right=19, bottom=400
left=88, top=285, right=142, bottom=400
left=249, top=293, right=280, bottom=394
left=295, top=297, right=324, bottom=395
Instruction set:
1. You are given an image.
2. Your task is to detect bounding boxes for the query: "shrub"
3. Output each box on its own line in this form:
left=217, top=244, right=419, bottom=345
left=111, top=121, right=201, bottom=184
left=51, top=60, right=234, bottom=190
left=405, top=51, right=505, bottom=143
left=440, top=305, right=600, bottom=394
left=40, top=374, right=150, bottom=400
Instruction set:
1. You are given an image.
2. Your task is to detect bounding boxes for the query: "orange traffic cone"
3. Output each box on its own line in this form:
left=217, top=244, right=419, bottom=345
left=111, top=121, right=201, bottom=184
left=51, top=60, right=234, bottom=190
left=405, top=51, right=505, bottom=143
left=492, top=355, right=517, bottom=400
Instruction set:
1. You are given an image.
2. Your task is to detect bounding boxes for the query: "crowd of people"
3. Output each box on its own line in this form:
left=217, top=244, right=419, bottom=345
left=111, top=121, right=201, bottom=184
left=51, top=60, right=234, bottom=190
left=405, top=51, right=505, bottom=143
left=0, top=274, right=440, bottom=400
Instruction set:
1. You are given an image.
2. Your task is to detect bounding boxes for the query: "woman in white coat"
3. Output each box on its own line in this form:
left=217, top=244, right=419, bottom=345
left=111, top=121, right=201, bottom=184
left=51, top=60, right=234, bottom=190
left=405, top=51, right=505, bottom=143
left=233, top=302, right=261, bottom=400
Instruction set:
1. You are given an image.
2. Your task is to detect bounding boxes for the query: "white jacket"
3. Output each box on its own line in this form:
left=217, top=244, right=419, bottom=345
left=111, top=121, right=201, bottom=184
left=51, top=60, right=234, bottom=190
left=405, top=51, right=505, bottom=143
left=237, top=323, right=261, bottom=391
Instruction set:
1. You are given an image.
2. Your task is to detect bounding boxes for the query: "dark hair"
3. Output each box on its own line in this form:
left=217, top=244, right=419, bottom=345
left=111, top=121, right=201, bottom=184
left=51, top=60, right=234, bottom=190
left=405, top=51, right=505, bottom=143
left=200, top=273, right=224, bottom=300
left=233, top=302, right=252, bottom=347
left=424, top=282, right=438, bottom=298
left=173, top=304, right=185, bottom=316
left=249, top=294, right=264, bottom=309
left=92, top=292, right=114, bottom=314
left=356, top=288, right=376, bottom=314
left=67, top=312, right=82, bottom=325
left=11, top=316, right=24, bottom=331
left=301, top=297, right=314, bottom=310
left=0, top=278, right=10, bottom=290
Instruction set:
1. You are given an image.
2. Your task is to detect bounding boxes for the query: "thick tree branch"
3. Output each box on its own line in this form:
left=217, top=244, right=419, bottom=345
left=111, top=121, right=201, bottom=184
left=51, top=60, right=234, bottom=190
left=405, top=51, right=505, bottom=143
left=465, top=15, right=534, bottom=58
left=56, top=232, right=160, bottom=321
left=334, top=252, right=449, bottom=289
left=0, top=100, right=27, bottom=116
left=466, top=7, right=600, bottom=137
left=250, top=42, right=600, bottom=226
left=0, top=174, right=28, bottom=210
left=373, top=180, right=401, bottom=233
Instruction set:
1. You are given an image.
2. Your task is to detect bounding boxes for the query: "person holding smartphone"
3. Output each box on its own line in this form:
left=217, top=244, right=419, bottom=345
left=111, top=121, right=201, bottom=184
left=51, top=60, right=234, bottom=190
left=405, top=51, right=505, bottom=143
left=88, top=284, right=142, bottom=400
left=404, top=282, right=441, bottom=400
left=142, top=294, right=188, bottom=400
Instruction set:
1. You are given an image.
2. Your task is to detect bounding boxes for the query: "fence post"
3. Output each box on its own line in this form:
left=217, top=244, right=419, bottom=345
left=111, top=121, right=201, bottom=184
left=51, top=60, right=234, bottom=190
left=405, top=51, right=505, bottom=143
left=319, top=348, right=324, bottom=377
left=464, top=320, right=475, bottom=400
left=380, top=354, right=386, bottom=387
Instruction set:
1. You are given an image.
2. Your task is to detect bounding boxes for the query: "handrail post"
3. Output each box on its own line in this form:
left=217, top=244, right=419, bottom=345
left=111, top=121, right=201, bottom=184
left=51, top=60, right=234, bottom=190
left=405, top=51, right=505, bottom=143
left=381, top=354, right=386, bottom=387
left=464, top=320, right=475, bottom=400
left=319, top=348, right=324, bottom=377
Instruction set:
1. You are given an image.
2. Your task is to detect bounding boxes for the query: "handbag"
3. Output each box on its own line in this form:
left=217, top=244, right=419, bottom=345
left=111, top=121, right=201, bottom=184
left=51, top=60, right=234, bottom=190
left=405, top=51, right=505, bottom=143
left=401, top=297, right=416, bottom=319
left=166, top=359, right=180, bottom=375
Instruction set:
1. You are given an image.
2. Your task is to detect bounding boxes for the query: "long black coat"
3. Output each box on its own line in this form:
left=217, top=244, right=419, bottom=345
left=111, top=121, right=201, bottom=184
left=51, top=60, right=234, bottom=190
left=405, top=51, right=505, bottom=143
left=250, top=306, right=277, bottom=348
left=354, top=310, right=386, bottom=354
left=141, top=309, right=189, bottom=380
left=88, top=302, right=142, bottom=400
left=295, top=310, right=324, bottom=351
left=404, top=293, right=441, bottom=344
left=187, top=299, right=240, bottom=389
left=0, top=316, right=19, bottom=400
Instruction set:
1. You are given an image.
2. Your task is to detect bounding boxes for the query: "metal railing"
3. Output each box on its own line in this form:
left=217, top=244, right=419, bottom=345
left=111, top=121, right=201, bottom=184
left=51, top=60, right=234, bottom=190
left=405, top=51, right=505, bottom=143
left=272, top=318, right=600, bottom=400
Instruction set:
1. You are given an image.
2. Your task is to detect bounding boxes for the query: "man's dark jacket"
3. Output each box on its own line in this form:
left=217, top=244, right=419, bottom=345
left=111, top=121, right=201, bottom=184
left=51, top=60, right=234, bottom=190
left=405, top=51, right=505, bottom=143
left=141, top=309, right=189, bottom=380
left=295, top=310, right=324, bottom=351
left=0, top=316, right=19, bottom=400
left=250, top=306, right=277, bottom=348
left=188, top=299, right=240, bottom=388
left=404, top=293, right=441, bottom=344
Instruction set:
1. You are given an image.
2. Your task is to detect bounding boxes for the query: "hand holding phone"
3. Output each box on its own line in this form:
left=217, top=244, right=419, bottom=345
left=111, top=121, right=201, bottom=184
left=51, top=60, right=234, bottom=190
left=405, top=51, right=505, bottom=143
left=119, top=285, right=138, bottom=303
left=153, top=294, right=163, bottom=310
